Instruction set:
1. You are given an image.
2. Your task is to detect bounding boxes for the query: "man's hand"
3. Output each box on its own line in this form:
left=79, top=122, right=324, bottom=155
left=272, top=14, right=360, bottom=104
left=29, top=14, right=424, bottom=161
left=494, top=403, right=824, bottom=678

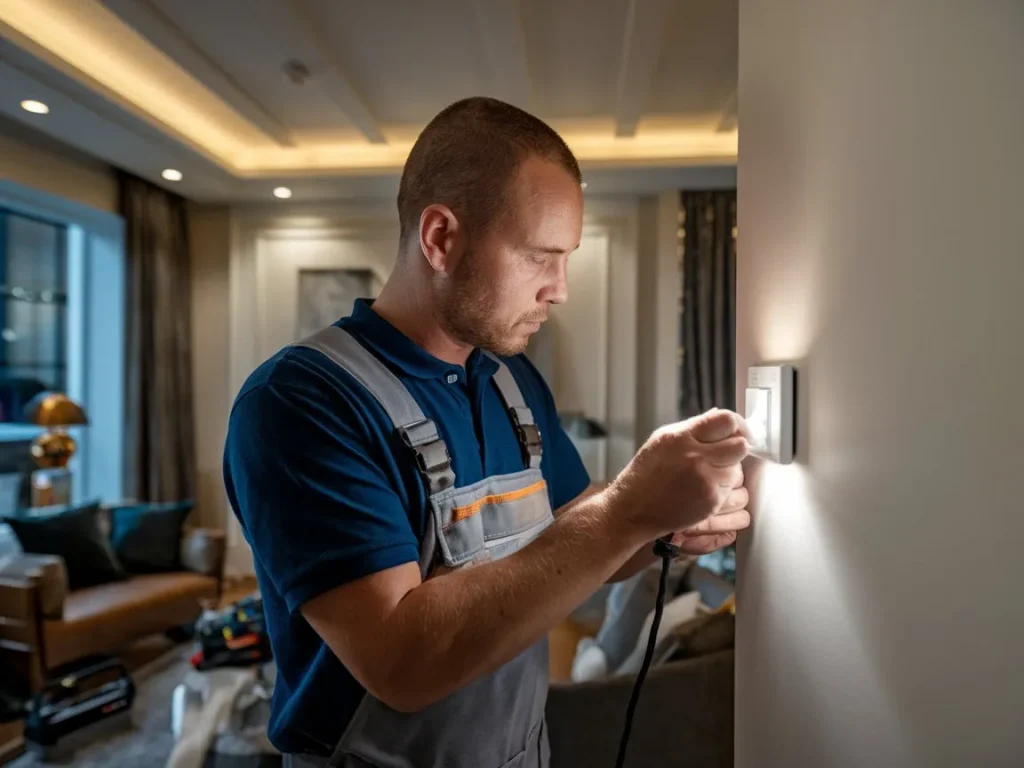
left=672, top=461, right=751, bottom=554
left=610, top=409, right=750, bottom=540
left=600, top=409, right=750, bottom=581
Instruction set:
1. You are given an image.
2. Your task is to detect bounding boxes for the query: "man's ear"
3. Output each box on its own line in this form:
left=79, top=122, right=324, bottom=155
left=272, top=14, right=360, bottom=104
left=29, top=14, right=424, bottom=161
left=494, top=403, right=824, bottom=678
left=419, top=204, right=462, bottom=273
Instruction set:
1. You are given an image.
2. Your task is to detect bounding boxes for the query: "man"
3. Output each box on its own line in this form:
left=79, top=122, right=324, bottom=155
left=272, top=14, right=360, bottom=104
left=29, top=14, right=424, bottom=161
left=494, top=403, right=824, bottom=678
left=223, top=97, right=750, bottom=768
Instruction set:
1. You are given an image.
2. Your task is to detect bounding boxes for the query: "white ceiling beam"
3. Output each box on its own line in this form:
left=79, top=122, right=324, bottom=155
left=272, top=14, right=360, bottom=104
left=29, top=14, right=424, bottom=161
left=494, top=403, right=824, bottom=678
left=470, top=0, right=532, bottom=110
left=99, top=0, right=296, bottom=147
left=277, top=0, right=386, bottom=144
left=614, top=0, right=675, bottom=138
left=716, top=87, right=737, bottom=132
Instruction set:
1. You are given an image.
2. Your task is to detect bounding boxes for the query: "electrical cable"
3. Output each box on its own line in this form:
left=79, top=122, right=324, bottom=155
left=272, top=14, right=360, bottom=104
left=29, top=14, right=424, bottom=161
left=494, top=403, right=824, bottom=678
left=613, top=536, right=679, bottom=768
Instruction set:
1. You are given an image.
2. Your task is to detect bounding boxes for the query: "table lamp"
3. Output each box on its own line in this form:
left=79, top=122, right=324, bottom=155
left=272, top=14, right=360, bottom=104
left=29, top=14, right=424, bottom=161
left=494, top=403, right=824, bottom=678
left=24, top=392, right=89, bottom=468
left=23, top=392, right=88, bottom=507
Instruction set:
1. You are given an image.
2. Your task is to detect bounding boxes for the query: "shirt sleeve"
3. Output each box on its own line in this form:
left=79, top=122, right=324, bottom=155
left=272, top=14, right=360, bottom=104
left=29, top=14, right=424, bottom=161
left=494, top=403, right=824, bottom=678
left=223, top=379, right=420, bottom=615
left=506, top=355, right=592, bottom=510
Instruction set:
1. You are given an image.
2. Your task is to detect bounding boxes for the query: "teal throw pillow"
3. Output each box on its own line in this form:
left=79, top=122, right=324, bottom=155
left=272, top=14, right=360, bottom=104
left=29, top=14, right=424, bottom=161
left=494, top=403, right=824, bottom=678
left=109, top=500, right=194, bottom=574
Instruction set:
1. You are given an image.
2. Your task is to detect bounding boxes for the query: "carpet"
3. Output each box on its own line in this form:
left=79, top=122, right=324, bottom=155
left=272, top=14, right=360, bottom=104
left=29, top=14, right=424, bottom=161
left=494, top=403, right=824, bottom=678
left=9, top=647, right=281, bottom=768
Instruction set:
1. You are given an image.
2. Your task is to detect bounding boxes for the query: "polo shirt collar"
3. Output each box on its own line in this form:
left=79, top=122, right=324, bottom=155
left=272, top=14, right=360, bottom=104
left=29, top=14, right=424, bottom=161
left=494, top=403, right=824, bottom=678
left=346, top=298, right=499, bottom=382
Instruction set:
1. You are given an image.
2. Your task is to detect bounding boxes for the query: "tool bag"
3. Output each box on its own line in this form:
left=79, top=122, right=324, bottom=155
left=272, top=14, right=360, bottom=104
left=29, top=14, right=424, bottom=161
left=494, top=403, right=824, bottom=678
left=24, top=654, right=135, bottom=756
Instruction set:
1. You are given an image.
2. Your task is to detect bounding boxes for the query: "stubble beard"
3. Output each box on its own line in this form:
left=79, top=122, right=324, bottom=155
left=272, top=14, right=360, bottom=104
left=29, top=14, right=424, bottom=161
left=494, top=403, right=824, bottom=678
left=437, top=252, right=543, bottom=357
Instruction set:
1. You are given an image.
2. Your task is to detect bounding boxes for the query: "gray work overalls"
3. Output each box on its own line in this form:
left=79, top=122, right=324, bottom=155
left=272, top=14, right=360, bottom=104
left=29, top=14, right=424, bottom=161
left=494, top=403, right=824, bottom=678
left=284, top=325, right=555, bottom=768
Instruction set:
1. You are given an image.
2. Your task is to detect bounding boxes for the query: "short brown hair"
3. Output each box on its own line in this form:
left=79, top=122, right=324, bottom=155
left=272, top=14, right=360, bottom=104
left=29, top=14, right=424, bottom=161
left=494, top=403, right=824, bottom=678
left=397, top=97, right=581, bottom=247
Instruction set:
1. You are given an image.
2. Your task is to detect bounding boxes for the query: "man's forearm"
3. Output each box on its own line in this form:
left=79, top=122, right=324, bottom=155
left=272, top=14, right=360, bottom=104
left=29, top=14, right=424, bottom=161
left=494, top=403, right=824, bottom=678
left=574, top=482, right=661, bottom=583
left=378, top=489, right=647, bottom=711
left=608, top=544, right=662, bottom=582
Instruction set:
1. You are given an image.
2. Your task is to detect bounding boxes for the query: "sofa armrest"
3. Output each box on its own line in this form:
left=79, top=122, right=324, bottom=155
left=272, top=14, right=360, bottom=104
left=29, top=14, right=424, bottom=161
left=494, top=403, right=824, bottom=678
left=0, top=554, right=67, bottom=621
left=545, top=649, right=734, bottom=768
left=0, top=576, right=46, bottom=694
left=180, top=527, right=226, bottom=581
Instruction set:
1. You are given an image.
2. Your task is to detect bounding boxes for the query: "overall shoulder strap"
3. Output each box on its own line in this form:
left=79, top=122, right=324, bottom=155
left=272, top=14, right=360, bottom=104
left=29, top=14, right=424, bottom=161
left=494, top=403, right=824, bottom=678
left=485, top=354, right=543, bottom=470
left=292, top=326, right=456, bottom=496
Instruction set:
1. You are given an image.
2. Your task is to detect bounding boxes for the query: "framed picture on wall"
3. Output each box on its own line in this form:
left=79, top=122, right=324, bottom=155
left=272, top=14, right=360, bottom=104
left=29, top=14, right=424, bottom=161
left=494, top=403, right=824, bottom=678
left=296, top=268, right=377, bottom=339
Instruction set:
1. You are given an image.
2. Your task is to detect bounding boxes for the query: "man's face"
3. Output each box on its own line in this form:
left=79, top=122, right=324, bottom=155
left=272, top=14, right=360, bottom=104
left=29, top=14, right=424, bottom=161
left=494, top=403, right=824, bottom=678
left=438, top=156, right=583, bottom=356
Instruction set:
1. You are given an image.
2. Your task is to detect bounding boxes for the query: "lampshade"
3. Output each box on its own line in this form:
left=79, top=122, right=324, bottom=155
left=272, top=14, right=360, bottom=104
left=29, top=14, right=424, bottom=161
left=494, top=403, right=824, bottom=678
left=23, top=392, right=89, bottom=427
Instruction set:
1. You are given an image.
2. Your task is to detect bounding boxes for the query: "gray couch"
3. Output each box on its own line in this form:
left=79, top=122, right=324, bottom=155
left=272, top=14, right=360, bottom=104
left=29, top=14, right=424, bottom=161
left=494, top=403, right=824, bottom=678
left=546, top=566, right=735, bottom=768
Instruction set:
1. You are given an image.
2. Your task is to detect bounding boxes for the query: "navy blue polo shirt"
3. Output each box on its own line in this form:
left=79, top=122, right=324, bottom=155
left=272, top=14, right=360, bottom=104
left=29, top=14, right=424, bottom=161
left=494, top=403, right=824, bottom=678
left=222, top=298, right=590, bottom=756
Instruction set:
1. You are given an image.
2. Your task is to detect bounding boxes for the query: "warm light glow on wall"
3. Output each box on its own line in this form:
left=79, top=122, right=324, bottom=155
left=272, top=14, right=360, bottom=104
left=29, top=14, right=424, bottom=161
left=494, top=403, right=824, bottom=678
left=741, top=462, right=914, bottom=760
left=749, top=233, right=823, bottom=363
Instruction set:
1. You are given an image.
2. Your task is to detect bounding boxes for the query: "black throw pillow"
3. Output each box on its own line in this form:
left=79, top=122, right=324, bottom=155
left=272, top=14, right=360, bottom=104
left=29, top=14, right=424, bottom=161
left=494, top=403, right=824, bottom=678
left=4, top=501, right=127, bottom=590
left=109, top=500, right=194, bottom=574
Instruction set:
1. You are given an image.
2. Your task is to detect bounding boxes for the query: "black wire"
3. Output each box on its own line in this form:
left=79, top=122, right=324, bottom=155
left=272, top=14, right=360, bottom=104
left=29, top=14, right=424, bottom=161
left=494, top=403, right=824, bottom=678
left=614, top=552, right=673, bottom=768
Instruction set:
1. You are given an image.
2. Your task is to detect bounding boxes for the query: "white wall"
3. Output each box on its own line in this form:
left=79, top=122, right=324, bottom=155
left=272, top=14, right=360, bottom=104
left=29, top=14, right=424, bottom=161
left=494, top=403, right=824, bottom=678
left=736, top=2, right=1024, bottom=766
left=189, top=204, right=232, bottom=533
left=635, top=191, right=682, bottom=442
left=545, top=197, right=641, bottom=481
left=601, top=200, right=640, bottom=479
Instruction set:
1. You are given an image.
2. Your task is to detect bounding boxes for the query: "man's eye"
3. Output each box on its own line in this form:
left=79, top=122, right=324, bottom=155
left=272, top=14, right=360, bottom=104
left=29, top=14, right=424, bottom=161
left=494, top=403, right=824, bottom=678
left=527, top=252, right=549, bottom=265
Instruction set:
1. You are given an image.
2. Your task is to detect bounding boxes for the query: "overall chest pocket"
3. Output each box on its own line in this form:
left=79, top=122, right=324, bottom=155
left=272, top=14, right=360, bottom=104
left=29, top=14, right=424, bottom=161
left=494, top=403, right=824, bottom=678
left=430, top=469, right=554, bottom=568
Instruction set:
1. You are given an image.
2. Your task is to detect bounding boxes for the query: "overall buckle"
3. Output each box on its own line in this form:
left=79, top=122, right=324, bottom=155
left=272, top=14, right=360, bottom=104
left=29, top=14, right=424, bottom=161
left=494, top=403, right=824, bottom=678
left=412, top=439, right=451, bottom=475
left=517, top=423, right=542, bottom=455
left=398, top=420, right=455, bottom=494
left=509, top=408, right=543, bottom=467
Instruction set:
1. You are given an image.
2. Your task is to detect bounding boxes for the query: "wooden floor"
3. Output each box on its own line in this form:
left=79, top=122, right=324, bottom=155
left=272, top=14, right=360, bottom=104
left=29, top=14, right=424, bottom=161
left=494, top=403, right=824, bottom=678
left=0, top=724, right=20, bottom=765
left=548, top=619, right=595, bottom=683
left=218, top=576, right=260, bottom=607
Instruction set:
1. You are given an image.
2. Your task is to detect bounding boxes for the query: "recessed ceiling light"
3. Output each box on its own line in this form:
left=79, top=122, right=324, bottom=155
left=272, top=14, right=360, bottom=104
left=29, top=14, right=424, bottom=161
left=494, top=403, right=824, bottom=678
left=161, top=169, right=183, bottom=182
left=21, top=100, right=49, bottom=115
left=273, top=187, right=293, bottom=199
left=580, top=181, right=588, bottom=190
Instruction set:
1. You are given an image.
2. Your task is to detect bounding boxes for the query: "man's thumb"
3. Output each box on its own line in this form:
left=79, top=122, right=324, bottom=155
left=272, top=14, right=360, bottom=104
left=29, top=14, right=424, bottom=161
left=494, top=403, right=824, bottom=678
left=689, top=409, right=742, bottom=443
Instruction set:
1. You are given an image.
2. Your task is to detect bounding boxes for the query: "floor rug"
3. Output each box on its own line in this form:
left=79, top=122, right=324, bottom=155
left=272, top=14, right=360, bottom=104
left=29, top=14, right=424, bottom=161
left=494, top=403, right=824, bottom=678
left=8, top=646, right=281, bottom=768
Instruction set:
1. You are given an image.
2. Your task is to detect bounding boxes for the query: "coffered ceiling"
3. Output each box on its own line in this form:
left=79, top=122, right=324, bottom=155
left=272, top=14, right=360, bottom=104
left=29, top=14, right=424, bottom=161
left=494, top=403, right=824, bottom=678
left=0, top=0, right=738, bottom=201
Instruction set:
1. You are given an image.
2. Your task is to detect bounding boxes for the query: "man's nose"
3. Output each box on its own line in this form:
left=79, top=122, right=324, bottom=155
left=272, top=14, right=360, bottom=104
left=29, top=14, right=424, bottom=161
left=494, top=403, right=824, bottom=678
left=541, top=257, right=569, bottom=305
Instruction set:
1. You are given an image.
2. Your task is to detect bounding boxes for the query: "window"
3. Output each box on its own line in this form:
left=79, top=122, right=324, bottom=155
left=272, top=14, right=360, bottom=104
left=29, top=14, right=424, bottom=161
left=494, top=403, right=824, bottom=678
left=0, top=208, right=68, bottom=423
left=0, top=180, right=125, bottom=509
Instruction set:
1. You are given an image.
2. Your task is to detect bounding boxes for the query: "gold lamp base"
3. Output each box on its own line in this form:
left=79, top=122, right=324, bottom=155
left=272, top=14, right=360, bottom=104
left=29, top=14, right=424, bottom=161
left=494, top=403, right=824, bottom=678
left=23, top=392, right=88, bottom=508
left=31, top=429, right=78, bottom=470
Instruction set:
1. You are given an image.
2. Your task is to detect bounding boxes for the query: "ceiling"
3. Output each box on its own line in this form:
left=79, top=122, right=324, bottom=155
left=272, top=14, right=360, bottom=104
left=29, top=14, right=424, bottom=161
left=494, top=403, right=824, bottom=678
left=0, top=0, right=738, bottom=202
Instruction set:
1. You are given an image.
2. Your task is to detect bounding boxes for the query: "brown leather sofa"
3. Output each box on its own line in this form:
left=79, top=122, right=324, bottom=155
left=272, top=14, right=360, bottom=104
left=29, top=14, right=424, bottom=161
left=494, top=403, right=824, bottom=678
left=0, top=524, right=225, bottom=693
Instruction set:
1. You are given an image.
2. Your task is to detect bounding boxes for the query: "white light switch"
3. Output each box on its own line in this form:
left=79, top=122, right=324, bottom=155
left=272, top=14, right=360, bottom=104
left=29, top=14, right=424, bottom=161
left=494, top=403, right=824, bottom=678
left=745, top=387, right=771, bottom=453
left=745, top=365, right=795, bottom=463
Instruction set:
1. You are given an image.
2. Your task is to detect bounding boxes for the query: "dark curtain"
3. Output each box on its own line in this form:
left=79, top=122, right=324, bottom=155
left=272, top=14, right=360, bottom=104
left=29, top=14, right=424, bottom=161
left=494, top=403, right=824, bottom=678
left=679, top=189, right=737, bottom=419
left=119, top=172, right=196, bottom=502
